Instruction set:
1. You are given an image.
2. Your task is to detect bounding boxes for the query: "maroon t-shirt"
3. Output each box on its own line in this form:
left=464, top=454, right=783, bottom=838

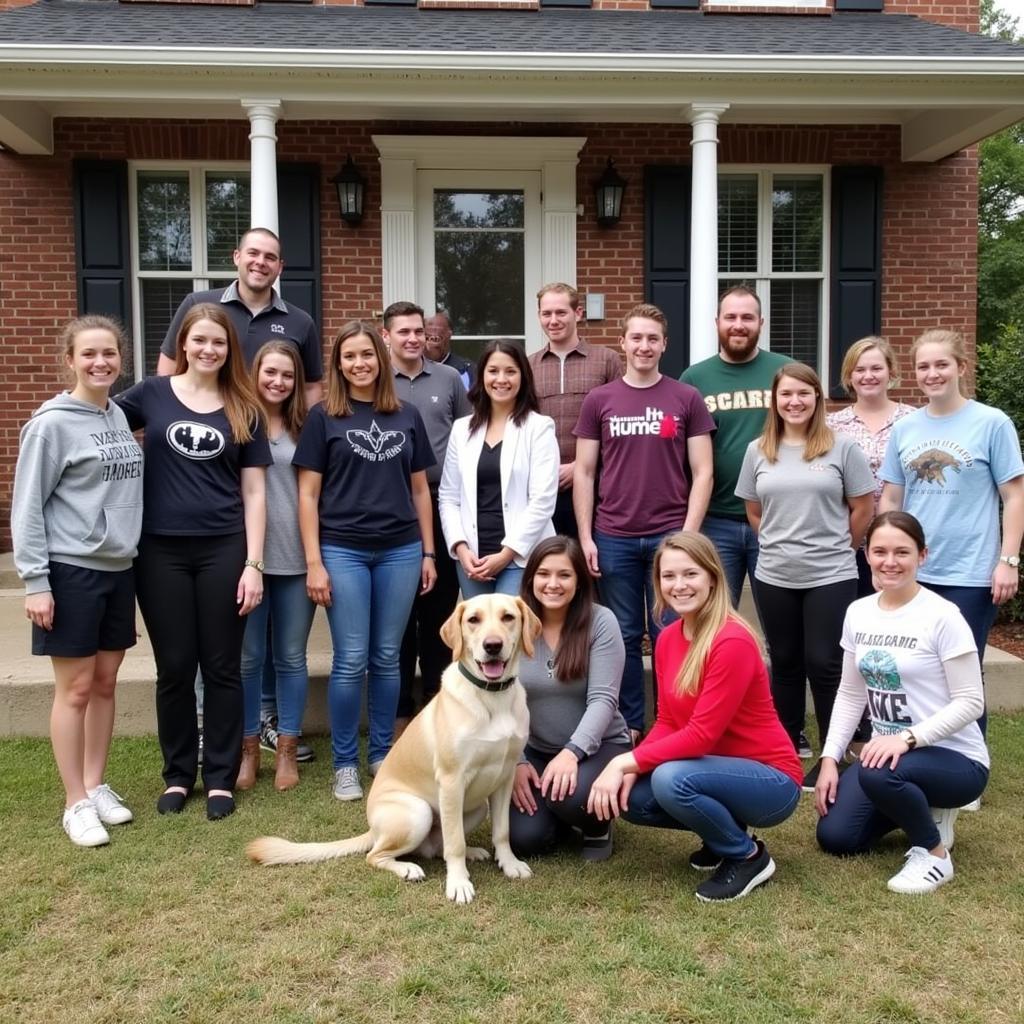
left=573, top=376, right=715, bottom=538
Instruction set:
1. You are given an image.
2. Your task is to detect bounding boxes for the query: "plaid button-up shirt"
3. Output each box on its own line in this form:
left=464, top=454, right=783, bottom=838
left=529, top=339, right=623, bottom=464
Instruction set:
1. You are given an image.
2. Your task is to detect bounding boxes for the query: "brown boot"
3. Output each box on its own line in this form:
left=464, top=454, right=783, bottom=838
left=236, top=736, right=260, bottom=791
left=275, top=735, right=300, bottom=792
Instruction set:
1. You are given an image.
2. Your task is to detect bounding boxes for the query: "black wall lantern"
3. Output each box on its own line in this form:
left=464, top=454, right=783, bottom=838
left=331, top=155, right=366, bottom=226
left=594, top=158, right=626, bottom=228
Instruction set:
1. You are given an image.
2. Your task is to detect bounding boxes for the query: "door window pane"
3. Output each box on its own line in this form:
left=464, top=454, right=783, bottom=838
left=434, top=190, right=524, bottom=229
left=767, top=280, right=820, bottom=367
left=206, top=173, right=251, bottom=273
left=436, top=232, right=524, bottom=337
left=718, top=175, right=759, bottom=274
left=772, top=175, right=823, bottom=273
left=136, top=171, right=191, bottom=272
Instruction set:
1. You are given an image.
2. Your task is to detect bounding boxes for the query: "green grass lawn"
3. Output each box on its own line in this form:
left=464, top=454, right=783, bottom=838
left=3, top=716, right=1024, bottom=1024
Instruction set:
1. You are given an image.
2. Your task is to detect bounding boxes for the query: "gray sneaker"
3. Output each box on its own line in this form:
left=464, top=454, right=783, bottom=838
left=368, top=759, right=386, bottom=778
left=333, top=766, right=363, bottom=802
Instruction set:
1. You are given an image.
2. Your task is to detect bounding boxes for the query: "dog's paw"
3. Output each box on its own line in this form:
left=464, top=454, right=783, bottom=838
left=396, top=861, right=426, bottom=882
left=465, top=846, right=491, bottom=862
left=497, top=855, right=533, bottom=880
left=445, top=874, right=476, bottom=904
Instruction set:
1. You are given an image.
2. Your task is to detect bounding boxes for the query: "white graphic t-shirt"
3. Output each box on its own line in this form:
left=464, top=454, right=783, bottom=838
left=840, top=587, right=989, bottom=767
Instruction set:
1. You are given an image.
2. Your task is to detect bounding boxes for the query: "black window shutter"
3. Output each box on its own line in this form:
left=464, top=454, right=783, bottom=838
left=650, top=0, right=701, bottom=9
left=73, top=160, right=132, bottom=328
left=541, top=0, right=593, bottom=7
left=644, top=165, right=692, bottom=378
left=277, top=162, right=322, bottom=330
left=829, top=166, right=883, bottom=398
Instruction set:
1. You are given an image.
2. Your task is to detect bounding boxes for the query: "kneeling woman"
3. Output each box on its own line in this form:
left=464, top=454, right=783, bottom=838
left=588, top=533, right=801, bottom=902
left=510, top=537, right=632, bottom=861
left=815, top=511, right=988, bottom=895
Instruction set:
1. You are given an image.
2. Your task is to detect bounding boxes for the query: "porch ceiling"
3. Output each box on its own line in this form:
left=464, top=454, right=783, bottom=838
left=1, top=1, right=1022, bottom=161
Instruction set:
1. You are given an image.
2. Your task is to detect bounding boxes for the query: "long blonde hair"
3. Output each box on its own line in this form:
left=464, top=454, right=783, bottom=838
left=251, top=341, right=308, bottom=441
left=759, top=362, right=834, bottom=463
left=173, top=303, right=263, bottom=443
left=652, top=532, right=758, bottom=697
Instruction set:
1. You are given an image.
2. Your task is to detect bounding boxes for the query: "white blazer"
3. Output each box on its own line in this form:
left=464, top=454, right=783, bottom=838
left=438, top=411, right=560, bottom=567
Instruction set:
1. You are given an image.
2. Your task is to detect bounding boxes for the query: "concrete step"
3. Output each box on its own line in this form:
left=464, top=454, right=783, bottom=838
left=1, top=562, right=1021, bottom=737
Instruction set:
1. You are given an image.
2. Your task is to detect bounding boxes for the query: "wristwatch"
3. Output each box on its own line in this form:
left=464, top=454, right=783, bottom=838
left=244, top=559, right=265, bottom=572
left=900, top=729, right=917, bottom=750
left=999, top=554, right=1021, bottom=568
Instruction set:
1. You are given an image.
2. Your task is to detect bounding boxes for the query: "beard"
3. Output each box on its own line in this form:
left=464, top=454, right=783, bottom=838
left=719, top=330, right=761, bottom=361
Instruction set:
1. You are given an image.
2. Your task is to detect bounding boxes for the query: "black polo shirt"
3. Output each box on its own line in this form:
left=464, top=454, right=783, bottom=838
left=160, top=282, right=323, bottom=382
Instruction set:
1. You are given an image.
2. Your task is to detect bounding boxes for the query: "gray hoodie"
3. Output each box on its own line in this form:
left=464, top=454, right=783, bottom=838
left=11, top=392, right=144, bottom=595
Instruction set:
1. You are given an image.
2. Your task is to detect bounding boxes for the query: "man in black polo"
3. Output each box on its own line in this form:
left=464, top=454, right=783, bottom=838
left=424, top=311, right=474, bottom=390
left=385, top=300, right=471, bottom=736
left=157, top=226, right=323, bottom=407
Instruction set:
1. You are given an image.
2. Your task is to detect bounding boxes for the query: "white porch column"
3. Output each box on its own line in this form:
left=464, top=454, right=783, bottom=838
left=688, top=103, right=729, bottom=363
left=241, top=99, right=282, bottom=234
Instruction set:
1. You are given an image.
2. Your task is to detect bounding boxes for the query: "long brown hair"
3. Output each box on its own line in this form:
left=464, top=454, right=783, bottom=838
left=651, top=532, right=758, bottom=697
left=173, top=302, right=263, bottom=443
left=324, top=320, right=400, bottom=417
left=759, top=362, right=834, bottom=463
left=251, top=341, right=308, bottom=441
left=519, top=536, right=595, bottom=683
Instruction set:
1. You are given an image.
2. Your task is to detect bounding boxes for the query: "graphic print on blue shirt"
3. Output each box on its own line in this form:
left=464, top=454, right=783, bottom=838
left=346, top=420, right=406, bottom=462
left=166, top=421, right=226, bottom=460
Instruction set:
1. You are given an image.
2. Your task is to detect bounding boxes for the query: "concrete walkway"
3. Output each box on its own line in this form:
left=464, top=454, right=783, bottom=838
left=1, top=553, right=1021, bottom=737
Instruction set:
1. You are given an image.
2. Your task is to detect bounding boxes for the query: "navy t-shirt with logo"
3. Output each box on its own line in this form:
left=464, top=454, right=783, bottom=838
left=116, top=376, right=272, bottom=536
left=293, top=400, right=435, bottom=550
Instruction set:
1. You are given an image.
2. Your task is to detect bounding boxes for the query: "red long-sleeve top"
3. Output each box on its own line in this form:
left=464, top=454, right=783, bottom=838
left=633, top=619, right=802, bottom=788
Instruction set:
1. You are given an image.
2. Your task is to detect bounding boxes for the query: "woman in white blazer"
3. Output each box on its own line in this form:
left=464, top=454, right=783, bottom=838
left=439, top=340, right=560, bottom=597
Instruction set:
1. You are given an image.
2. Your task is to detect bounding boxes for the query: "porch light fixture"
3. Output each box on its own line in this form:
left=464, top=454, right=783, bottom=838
left=331, top=155, right=366, bottom=226
left=594, top=158, right=627, bottom=228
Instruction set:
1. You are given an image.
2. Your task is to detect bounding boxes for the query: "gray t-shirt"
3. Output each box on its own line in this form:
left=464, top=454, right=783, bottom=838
left=735, top=434, right=875, bottom=588
left=264, top=429, right=305, bottom=575
left=517, top=604, right=632, bottom=757
left=392, top=360, right=471, bottom=489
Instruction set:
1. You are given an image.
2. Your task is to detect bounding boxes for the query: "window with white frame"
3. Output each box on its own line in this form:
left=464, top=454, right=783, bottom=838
left=130, top=164, right=251, bottom=377
left=718, top=169, right=828, bottom=370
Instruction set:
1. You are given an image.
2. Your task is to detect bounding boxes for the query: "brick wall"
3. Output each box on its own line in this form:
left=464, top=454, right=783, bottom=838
left=0, top=117, right=977, bottom=545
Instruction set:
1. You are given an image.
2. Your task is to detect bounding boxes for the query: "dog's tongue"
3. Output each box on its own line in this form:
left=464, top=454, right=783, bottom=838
left=480, top=660, right=506, bottom=681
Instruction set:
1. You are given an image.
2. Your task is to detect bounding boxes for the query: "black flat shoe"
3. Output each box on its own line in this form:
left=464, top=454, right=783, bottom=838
left=157, top=789, right=190, bottom=815
left=206, top=793, right=236, bottom=821
left=581, top=824, right=614, bottom=862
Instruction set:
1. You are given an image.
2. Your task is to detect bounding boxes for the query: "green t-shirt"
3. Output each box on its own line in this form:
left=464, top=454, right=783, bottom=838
left=681, top=349, right=791, bottom=518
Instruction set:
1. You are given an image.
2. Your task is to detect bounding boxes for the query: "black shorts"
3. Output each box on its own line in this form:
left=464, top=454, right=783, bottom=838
left=32, top=562, right=138, bottom=658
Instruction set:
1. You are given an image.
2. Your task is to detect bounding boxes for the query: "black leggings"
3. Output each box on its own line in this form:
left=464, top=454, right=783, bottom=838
left=753, top=577, right=858, bottom=750
left=136, top=532, right=247, bottom=792
left=510, top=741, right=632, bottom=857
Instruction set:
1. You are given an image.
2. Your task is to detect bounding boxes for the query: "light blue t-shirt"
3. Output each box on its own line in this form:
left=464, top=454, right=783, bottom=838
left=880, top=401, right=1024, bottom=586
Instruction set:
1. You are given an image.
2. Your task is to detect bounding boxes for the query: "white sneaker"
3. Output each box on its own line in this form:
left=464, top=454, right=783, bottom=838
left=333, top=766, right=363, bottom=802
left=930, top=806, right=958, bottom=850
left=961, top=797, right=982, bottom=812
left=63, top=799, right=110, bottom=848
left=87, top=784, right=133, bottom=826
left=368, top=759, right=385, bottom=778
left=887, top=846, right=954, bottom=894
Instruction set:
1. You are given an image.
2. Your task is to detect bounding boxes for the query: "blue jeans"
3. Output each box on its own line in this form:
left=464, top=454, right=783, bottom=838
left=701, top=515, right=761, bottom=612
left=594, top=531, right=676, bottom=731
left=456, top=563, right=524, bottom=598
left=322, top=540, right=423, bottom=769
left=241, top=573, right=316, bottom=738
left=925, top=583, right=995, bottom=735
left=623, top=756, right=801, bottom=860
left=817, top=748, right=989, bottom=855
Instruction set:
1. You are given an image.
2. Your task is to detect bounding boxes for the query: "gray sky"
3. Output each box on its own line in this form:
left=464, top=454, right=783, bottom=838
left=993, top=0, right=1024, bottom=30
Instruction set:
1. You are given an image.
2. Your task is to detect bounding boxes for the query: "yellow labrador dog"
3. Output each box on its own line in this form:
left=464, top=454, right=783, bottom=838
left=247, top=594, right=541, bottom=904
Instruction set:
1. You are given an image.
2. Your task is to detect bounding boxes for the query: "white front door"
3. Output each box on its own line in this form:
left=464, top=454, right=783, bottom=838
left=416, top=170, right=543, bottom=362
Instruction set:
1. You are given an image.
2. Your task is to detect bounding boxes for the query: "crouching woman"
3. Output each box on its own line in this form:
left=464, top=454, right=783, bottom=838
left=815, top=511, right=989, bottom=894
left=587, top=532, right=802, bottom=902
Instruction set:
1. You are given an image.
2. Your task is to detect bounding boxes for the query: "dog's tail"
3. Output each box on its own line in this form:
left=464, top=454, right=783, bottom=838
left=246, top=831, right=374, bottom=866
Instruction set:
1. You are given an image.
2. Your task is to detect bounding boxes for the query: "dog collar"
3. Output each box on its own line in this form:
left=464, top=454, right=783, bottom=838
left=458, top=662, right=516, bottom=692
